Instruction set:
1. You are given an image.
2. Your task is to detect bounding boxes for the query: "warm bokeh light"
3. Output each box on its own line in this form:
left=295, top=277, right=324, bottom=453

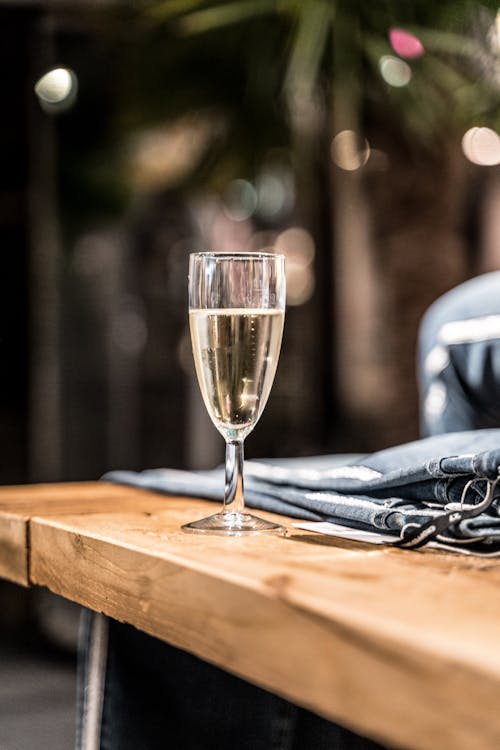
left=331, top=130, right=370, bottom=171
left=128, top=116, right=219, bottom=190
left=274, top=227, right=315, bottom=306
left=389, top=28, right=424, bottom=59
left=246, top=230, right=278, bottom=253
left=34, top=67, right=77, bottom=112
left=379, top=55, right=412, bottom=87
left=462, top=127, right=500, bottom=166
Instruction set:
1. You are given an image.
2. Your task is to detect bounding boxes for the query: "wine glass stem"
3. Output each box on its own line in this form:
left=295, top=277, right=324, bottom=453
left=224, top=439, right=245, bottom=515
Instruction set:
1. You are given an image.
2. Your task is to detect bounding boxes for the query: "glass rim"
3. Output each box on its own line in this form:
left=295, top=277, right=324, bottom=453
left=190, top=251, right=284, bottom=260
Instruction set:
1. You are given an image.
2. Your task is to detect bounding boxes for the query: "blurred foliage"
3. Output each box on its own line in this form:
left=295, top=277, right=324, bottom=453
left=55, top=2, right=292, bottom=231
left=155, top=0, right=500, bottom=141
left=53, top=0, right=500, bottom=230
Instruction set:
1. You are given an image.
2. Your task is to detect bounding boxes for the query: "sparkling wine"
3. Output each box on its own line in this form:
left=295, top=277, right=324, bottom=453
left=189, top=308, right=284, bottom=441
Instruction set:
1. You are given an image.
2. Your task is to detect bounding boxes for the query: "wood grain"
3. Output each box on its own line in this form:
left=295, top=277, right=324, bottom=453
left=0, top=512, right=28, bottom=585
left=24, top=486, right=500, bottom=750
left=0, top=481, right=166, bottom=583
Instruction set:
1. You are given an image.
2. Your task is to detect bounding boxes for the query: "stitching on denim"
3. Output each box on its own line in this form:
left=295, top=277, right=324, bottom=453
left=437, top=479, right=449, bottom=503
left=426, top=458, right=448, bottom=477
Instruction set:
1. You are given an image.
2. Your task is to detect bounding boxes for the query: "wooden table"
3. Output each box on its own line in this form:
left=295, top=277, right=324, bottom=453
left=1, top=481, right=500, bottom=750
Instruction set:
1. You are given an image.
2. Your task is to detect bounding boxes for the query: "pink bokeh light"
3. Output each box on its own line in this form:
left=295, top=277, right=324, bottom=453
left=389, top=28, right=424, bottom=59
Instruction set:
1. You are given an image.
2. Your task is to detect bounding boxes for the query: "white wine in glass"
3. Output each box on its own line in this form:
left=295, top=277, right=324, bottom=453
left=183, top=252, right=286, bottom=535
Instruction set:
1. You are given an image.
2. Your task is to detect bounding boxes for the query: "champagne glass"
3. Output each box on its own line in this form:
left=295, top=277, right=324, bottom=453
left=183, top=252, right=286, bottom=535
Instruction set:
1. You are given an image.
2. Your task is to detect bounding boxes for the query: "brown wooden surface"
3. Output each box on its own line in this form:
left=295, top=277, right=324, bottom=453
left=0, top=482, right=166, bottom=584
left=2, top=481, right=500, bottom=749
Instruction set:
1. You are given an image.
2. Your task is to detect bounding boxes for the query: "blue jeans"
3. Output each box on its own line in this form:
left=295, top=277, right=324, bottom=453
left=77, top=611, right=385, bottom=750
left=78, top=272, right=500, bottom=749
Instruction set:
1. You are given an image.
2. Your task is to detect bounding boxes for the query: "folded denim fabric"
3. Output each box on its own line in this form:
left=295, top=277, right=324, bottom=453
left=103, top=429, right=500, bottom=552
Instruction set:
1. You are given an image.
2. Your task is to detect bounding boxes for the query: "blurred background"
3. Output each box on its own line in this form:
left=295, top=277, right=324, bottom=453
left=2, top=0, right=500, bottom=746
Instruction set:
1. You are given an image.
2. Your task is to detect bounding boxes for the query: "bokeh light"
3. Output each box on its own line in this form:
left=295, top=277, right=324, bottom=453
left=331, top=130, right=370, bottom=171
left=255, top=166, right=294, bottom=220
left=111, top=301, right=148, bottom=356
left=379, top=55, right=412, bottom=87
left=128, top=116, right=218, bottom=190
left=223, top=179, right=258, bottom=221
left=462, top=127, right=500, bottom=166
left=246, top=230, right=278, bottom=253
left=389, top=28, right=424, bottom=59
left=274, top=227, right=315, bottom=306
left=34, top=67, right=77, bottom=112
left=72, top=234, right=113, bottom=276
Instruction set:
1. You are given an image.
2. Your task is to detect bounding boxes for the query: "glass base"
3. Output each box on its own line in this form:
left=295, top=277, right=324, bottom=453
left=182, top=511, right=287, bottom=536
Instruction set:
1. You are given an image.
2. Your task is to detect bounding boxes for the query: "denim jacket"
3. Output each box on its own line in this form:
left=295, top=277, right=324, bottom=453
left=104, top=428, right=500, bottom=553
